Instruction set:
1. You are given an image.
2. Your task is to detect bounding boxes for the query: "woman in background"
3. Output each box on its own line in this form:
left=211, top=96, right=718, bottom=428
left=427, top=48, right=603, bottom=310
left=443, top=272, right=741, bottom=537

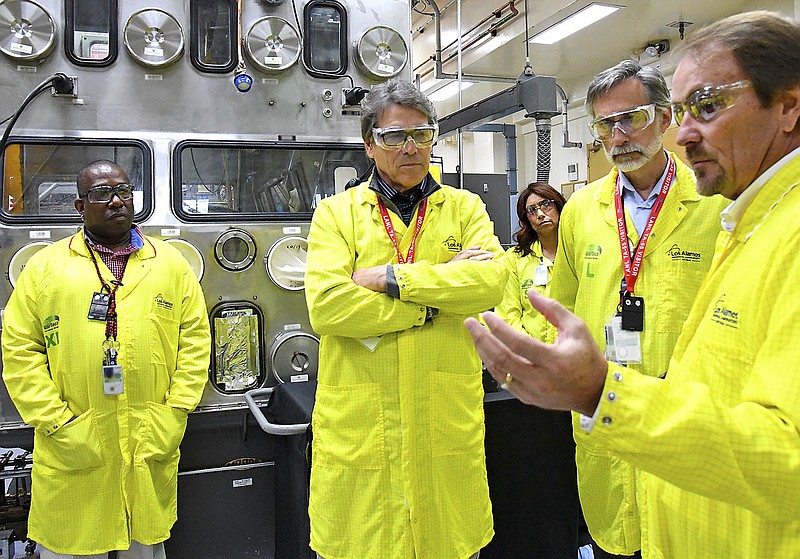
left=483, top=181, right=577, bottom=559
left=496, top=181, right=567, bottom=342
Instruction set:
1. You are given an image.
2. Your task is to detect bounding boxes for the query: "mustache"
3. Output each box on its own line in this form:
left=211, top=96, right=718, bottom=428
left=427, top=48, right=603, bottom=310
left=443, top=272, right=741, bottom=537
left=610, top=144, right=644, bottom=157
left=685, top=145, right=712, bottom=162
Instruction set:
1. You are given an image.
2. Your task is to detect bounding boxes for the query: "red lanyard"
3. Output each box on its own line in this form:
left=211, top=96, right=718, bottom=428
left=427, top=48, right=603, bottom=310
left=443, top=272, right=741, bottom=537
left=614, top=157, right=675, bottom=294
left=377, top=197, right=428, bottom=264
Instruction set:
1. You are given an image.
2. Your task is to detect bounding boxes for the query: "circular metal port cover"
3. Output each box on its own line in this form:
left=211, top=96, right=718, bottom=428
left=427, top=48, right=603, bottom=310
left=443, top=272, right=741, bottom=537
left=270, top=330, right=319, bottom=384
left=0, top=0, right=56, bottom=61
left=124, top=8, right=184, bottom=67
left=354, top=25, right=408, bottom=79
left=245, top=16, right=301, bottom=73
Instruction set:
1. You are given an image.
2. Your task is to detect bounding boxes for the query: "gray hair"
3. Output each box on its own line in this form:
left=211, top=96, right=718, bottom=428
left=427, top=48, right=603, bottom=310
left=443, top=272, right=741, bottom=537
left=678, top=11, right=800, bottom=107
left=586, top=60, right=671, bottom=118
left=360, top=79, right=437, bottom=142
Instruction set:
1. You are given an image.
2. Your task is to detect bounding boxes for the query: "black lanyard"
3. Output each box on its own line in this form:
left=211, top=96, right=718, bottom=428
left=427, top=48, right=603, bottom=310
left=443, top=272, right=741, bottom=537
left=85, top=238, right=130, bottom=342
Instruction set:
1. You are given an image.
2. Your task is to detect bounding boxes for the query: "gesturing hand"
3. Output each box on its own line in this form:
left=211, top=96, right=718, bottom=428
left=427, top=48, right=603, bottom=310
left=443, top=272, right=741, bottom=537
left=465, top=290, right=608, bottom=416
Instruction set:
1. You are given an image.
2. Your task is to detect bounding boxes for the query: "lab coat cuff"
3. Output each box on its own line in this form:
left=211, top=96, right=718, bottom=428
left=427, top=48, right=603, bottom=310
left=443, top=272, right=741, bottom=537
left=43, top=408, right=77, bottom=436
left=580, top=363, right=626, bottom=434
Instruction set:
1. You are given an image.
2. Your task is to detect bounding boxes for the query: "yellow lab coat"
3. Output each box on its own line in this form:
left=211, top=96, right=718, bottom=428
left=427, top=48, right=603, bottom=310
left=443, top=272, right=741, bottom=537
left=584, top=151, right=800, bottom=557
left=2, top=231, right=210, bottom=554
left=550, top=154, right=727, bottom=553
left=305, top=179, right=506, bottom=559
left=495, top=242, right=556, bottom=343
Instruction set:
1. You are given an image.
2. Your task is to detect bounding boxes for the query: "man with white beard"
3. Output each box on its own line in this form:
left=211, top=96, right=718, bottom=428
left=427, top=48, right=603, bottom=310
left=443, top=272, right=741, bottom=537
left=546, top=60, right=728, bottom=558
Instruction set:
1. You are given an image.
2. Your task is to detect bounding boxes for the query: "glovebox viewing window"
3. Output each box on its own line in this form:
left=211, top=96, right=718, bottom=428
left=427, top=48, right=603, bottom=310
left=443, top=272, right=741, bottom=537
left=302, top=0, right=347, bottom=78
left=65, top=0, right=118, bottom=66
left=0, top=139, right=150, bottom=223
left=174, top=142, right=370, bottom=221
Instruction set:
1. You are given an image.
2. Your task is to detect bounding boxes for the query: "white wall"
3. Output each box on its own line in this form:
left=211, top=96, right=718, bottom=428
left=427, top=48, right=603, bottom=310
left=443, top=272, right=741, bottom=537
left=432, top=111, right=594, bottom=193
left=434, top=130, right=507, bottom=175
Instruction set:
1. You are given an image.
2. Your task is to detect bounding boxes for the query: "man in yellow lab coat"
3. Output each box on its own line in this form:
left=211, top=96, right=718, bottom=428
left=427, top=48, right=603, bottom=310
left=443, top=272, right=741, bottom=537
left=549, top=60, right=727, bottom=558
left=467, top=11, right=800, bottom=558
left=2, top=160, right=210, bottom=558
left=305, top=79, right=506, bottom=559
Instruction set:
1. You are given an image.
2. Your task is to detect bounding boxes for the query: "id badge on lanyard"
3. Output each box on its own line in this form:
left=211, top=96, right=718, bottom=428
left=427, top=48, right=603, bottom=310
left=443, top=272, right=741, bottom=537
left=604, top=315, right=642, bottom=364
left=85, top=238, right=128, bottom=395
left=613, top=158, right=675, bottom=333
left=102, top=339, right=123, bottom=395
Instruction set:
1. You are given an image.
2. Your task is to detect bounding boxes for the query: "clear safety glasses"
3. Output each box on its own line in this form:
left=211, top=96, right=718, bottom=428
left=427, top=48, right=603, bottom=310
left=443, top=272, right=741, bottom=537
left=83, top=184, right=134, bottom=203
left=371, top=124, right=439, bottom=150
left=671, top=79, right=752, bottom=126
left=589, top=103, right=656, bottom=141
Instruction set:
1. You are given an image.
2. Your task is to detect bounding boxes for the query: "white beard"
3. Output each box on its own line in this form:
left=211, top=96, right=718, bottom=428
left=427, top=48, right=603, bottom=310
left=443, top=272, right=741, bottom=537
left=606, top=134, right=663, bottom=173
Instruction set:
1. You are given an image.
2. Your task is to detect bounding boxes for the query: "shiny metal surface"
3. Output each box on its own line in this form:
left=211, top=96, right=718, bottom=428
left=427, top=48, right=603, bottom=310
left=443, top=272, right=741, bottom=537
left=245, top=16, right=301, bottom=73
left=354, top=25, right=408, bottom=79
left=1, top=0, right=412, bottom=138
left=269, top=330, right=319, bottom=384
left=123, top=7, right=185, bottom=67
left=0, top=0, right=55, bottom=60
left=214, top=228, right=257, bottom=272
left=0, top=0, right=412, bottom=424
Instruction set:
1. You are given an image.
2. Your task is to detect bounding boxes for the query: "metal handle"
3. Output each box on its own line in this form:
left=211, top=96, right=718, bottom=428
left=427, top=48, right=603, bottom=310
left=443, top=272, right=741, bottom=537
left=243, top=387, right=309, bottom=435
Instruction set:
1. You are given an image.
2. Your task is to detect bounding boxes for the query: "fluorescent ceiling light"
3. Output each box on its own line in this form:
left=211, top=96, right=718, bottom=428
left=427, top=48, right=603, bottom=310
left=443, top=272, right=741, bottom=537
left=427, top=81, right=475, bottom=103
left=530, top=3, right=621, bottom=45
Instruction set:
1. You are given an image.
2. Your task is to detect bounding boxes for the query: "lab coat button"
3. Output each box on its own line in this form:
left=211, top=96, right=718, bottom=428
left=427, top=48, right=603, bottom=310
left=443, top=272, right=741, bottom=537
left=602, top=416, right=613, bottom=426
left=612, top=372, right=623, bottom=382
left=607, top=392, right=617, bottom=402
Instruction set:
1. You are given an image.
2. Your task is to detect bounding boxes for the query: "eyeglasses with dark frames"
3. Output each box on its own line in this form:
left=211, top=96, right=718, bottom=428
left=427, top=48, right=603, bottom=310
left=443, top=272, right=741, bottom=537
left=83, top=184, right=134, bottom=204
left=671, top=80, right=752, bottom=126
left=526, top=199, right=556, bottom=215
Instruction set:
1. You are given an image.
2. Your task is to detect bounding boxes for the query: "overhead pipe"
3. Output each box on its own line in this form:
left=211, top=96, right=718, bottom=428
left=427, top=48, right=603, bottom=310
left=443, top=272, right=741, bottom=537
left=426, top=0, right=517, bottom=84
left=413, top=1, right=519, bottom=74
left=556, top=84, right=582, bottom=149
left=414, top=1, right=517, bottom=41
left=438, top=12, right=519, bottom=68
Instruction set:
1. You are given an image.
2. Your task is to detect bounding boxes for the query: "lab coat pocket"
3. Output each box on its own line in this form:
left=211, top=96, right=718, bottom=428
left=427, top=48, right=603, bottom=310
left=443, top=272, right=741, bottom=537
left=135, top=402, right=188, bottom=462
left=36, top=409, right=104, bottom=471
left=431, top=371, right=484, bottom=456
left=312, top=383, right=385, bottom=469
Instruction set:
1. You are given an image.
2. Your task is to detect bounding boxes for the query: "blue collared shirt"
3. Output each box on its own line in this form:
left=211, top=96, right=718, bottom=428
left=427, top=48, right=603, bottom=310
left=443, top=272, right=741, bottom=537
left=618, top=155, right=671, bottom=235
